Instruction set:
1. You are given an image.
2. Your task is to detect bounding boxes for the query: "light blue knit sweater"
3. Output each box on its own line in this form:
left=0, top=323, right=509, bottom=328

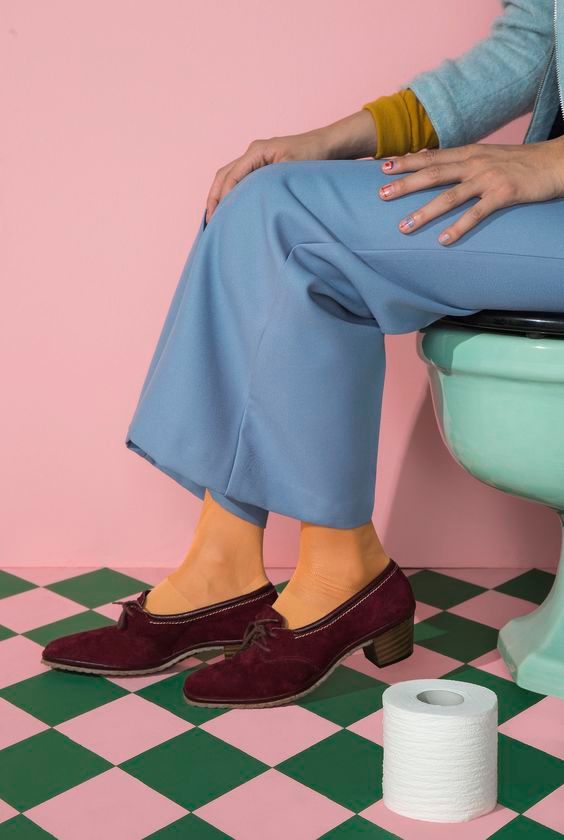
left=406, top=0, right=564, bottom=147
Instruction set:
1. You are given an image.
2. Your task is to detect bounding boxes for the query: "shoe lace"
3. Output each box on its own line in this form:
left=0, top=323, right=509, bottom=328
left=239, top=617, right=281, bottom=653
left=111, top=598, right=140, bottom=630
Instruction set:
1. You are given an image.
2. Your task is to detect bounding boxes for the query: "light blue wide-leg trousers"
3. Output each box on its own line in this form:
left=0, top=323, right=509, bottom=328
left=125, top=159, right=564, bottom=528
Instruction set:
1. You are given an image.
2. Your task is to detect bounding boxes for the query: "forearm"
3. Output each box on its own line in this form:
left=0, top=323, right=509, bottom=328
left=307, top=109, right=380, bottom=160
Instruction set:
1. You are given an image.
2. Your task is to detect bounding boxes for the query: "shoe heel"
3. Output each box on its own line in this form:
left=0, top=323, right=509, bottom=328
left=363, top=615, right=414, bottom=667
left=223, top=643, right=240, bottom=659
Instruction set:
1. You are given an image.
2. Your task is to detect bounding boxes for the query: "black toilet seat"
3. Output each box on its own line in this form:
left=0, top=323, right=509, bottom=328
left=434, top=310, right=564, bottom=338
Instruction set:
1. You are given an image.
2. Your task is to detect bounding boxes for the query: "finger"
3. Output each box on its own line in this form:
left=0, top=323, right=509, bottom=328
left=381, top=145, right=476, bottom=174
left=205, top=159, right=239, bottom=222
left=436, top=196, right=499, bottom=245
left=396, top=179, right=481, bottom=234
left=378, top=162, right=465, bottom=200
left=218, top=158, right=261, bottom=202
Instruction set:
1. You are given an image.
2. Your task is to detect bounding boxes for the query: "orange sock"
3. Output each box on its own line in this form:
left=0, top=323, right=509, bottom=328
left=271, top=519, right=391, bottom=629
left=144, top=489, right=270, bottom=615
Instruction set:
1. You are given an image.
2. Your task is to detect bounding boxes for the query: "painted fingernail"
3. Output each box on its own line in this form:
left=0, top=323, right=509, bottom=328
left=382, top=160, right=394, bottom=171
left=399, top=215, right=416, bottom=231
left=380, top=185, right=394, bottom=198
left=438, top=232, right=451, bottom=244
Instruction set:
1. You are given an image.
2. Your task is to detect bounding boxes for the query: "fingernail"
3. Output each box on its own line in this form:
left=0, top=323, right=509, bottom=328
left=438, top=232, right=451, bottom=244
left=380, top=185, right=394, bottom=198
left=382, top=160, right=394, bottom=171
left=399, top=215, right=416, bottom=231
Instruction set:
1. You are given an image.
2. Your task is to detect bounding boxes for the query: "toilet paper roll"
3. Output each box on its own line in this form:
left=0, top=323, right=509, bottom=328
left=382, top=679, right=498, bottom=823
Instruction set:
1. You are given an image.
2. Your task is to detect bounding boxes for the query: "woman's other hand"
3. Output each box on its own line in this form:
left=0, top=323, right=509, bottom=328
left=205, top=110, right=377, bottom=224
left=378, top=139, right=564, bottom=244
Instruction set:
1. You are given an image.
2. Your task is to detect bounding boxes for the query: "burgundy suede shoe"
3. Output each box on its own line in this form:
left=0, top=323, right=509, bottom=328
left=41, top=582, right=278, bottom=676
left=182, top=559, right=415, bottom=708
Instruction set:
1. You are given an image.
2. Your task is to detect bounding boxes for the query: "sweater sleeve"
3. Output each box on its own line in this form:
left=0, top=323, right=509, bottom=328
left=362, top=88, right=439, bottom=158
left=403, top=0, right=554, bottom=148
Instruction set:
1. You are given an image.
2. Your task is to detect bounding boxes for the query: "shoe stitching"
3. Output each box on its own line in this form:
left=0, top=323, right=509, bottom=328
left=293, top=564, right=398, bottom=638
left=145, top=589, right=273, bottom=625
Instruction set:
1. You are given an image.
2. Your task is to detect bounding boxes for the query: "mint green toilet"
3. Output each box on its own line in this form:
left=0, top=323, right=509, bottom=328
left=417, top=310, right=564, bottom=698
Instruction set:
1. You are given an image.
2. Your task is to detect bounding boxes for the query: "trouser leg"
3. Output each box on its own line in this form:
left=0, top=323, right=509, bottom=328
left=126, top=159, right=564, bottom=527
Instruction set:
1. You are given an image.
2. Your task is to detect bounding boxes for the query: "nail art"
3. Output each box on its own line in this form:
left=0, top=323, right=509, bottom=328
left=399, top=215, right=416, bottom=230
left=439, top=232, right=451, bottom=244
left=383, top=160, right=394, bottom=171
left=380, top=185, right=394, bottom=198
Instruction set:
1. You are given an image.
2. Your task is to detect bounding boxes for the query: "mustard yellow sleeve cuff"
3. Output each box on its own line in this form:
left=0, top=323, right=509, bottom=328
left=361, top=88, right=439, bottom=158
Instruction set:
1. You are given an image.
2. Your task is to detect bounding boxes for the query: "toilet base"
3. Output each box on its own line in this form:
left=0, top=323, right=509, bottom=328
left=497, top=512, right=564, bottom=698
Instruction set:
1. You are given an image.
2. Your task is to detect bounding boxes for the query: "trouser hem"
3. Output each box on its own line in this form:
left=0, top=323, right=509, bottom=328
left=125, top=435, right=372, bottom=529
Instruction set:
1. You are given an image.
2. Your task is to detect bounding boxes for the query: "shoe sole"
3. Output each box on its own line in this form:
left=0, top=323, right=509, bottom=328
left=182, top=626, right=414, bottom=709
left=41, top=643, right=229, bottom=677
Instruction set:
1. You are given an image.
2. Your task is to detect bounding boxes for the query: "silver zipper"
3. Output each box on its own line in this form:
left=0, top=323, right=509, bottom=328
left=555, top=0, right=564, bottom=119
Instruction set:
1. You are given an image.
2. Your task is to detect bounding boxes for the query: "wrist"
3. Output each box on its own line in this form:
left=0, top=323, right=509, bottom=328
left=313, top=110, right=378, bottom=160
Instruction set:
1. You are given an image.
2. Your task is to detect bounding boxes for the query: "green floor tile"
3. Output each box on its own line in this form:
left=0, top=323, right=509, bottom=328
left=0, top=624, right=16, bottom=641
left=0, top=816, right=56, bottom=839
left=275, top=580, right=289, bottom=593
left=0, top=729, right=110, bottom=811
left=409, top=570, right=485, bottom=609
left=413, top=620, right=445, bottom=644
left=46, top=567, right=149, bottom=608
left=25, top=610, right=115, bottom=646
left=490, top=815, right=564, bottom=839
left=298, top=665, right=387, bottom=727
left=0, top=669, right=128, bottom=726
left=121, top=728, right=268, bottom=811
left=0, top=570, right=35, bottom=600
left=416, top=611, right=499, bottom=661
left=137, top=670, right=228, bottom=725
left=278, top=729, right=383, bottom=813
left=319, top=815, right=401, bottom=838
left=498, top=734, right=564, bottom=813
left=145, top=814, right=233, bottom=839
left=444, top=665, right=545, bottom=724
left=495, top=569, right=555, bottom=605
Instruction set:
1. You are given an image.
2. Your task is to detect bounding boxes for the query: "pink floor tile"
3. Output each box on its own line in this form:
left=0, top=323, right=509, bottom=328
left=56, top=694, right=193, bottom=764
left=347, top=708, right=383, bottom=746
left=205, top=652, right=226, bottom=665
left=344, top=644, right=461, bottom=683
left=201, top=706, right=340, bottom=765
left=499, top=697, right=564, bottom=760
left=470, top=650, right=514, bottom=681
left=0, top=799, right=18, bottom=826
left=524, top=785, right=564, bottom=835
left=193, top=768, right=352, bottom=840
left=107, top=656, right=203, bottom=692
left=25, top=767, right=187, bottom=840
left=361, top=800, right=517, bottom=839
left=94, top=594, right=143, bottom=621
left=414, top=601, right=441, bottom=624
left=0, top=588, right=84, bottom=634
left=0, top=697, right=48, bottom=749
left=439, top=567, right=533, bottom=588
left=3, top=567, right=97, bottom=586
left=449, top=590, right=535, bottom=630
left=0, top=636, right=47, bottom=689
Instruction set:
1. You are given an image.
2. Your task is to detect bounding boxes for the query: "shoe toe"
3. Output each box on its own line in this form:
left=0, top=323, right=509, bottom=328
left=42, top=626, right=117, bottom=669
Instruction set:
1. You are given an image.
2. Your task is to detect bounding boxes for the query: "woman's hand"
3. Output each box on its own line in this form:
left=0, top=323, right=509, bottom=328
left=377, top=138, right=564, bottom=244
left=205, top=110, right=377, bottom=223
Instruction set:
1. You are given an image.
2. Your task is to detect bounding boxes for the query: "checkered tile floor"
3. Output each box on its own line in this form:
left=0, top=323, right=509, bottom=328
left=0, top=565, right=562, bottom=840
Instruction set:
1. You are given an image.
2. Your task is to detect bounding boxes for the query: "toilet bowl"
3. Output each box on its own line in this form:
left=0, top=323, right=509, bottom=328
left=416, top=309, right=564, bottom=698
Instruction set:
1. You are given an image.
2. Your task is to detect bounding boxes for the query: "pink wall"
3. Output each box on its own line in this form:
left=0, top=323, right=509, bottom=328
left=2, top=0, right=560, bottom=569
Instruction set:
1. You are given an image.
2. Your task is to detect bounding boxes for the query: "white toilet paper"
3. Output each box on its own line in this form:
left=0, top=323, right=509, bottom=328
left=382, top=678, right=498, bottom=823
